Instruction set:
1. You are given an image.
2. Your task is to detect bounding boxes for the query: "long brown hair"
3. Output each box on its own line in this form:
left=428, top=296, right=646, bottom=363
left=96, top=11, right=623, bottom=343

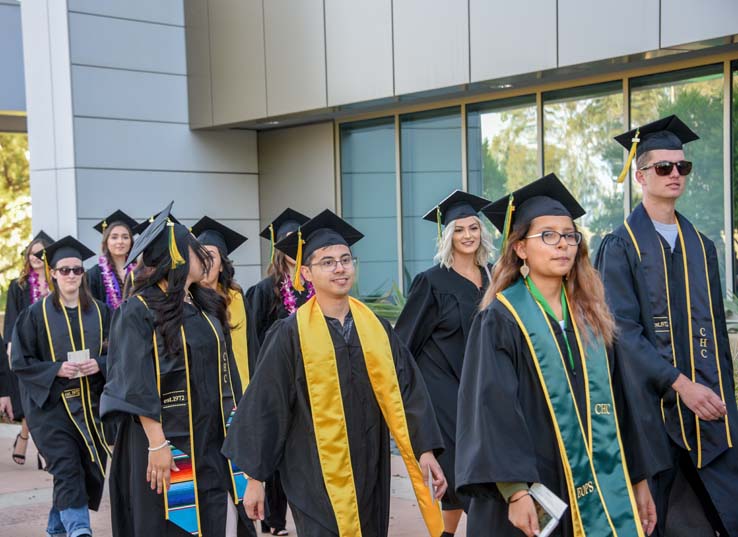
left=481, top=221, right=615, bottom=346
left=266, top=249, right=292, bottom=307
left=18, top=238, right=51, bottom=287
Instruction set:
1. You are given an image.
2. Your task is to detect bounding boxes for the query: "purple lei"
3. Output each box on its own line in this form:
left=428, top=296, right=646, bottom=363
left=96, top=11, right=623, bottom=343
left=28, top=270, right=48, bottom=304
left=99, top=255, right=135, bottom=309
left=280, top=275, right=314, bottom=315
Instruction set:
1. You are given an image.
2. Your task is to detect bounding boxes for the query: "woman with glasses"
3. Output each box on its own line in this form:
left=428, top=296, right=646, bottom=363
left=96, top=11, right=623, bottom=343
left=456, top=175, right=658, bottom=537
left=2, top=230, right=54, bottom=467
left=11, top=236, right=111, bottom=537
left=243, top=208, right=310, bottom=536
left=395, top=190, right=494, bottom=537
left=85, top=210, right=138, bottom=309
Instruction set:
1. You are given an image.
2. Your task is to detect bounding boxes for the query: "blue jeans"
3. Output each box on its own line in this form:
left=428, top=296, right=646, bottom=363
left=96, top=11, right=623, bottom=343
left=46, top=505, right=91, bottom=537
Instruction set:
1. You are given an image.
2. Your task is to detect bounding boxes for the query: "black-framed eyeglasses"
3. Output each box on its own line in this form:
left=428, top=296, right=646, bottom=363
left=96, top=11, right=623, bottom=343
left=56, top=266, right=85, bottom=276
left=525, top=231, right=582, bottom=246
left=309, top=255, right=357, bottom=272
left=638, top=160, right=692, bottom=176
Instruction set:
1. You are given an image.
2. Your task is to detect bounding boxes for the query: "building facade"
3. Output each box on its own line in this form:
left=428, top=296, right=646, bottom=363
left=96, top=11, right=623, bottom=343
left=8, top=0, right=738, bottom=293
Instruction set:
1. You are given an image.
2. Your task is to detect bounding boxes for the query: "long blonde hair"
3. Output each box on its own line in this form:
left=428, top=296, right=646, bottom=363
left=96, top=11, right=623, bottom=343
left=481, top=222, right=615, bottom=346
left=433, top=216, right=495, bottom=269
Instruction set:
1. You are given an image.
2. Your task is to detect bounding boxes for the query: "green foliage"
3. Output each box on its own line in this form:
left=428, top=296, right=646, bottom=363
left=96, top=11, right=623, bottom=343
left=358, top=282, right=406, bottom=322
left=0, top=133, right=31, bottom=307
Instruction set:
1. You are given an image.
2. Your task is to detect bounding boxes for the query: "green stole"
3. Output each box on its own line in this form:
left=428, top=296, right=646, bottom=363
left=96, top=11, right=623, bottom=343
left=497, top=279, right=642, bottom=537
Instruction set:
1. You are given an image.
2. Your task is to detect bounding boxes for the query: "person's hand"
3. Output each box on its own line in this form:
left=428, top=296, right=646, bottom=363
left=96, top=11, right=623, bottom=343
left=673, top=374, right=726, bottom=421
left=146, top=445, right=178, bottom=494
left=243, top=479, right=265, bottom=520
left=77, top=359, right=100, bottom=376
left=419, top=451, right=447, bottom=500
left=633, top=480, right=657, bottom=535
left=56, top=361, right=80, bottom=378
left=0, top=396, right=14, bottom=422
left=508, top=491, right=540, bottom=536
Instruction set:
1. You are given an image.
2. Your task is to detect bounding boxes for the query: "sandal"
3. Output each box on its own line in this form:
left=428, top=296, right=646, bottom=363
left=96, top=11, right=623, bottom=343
left=12, top=433, right=28, bottom=465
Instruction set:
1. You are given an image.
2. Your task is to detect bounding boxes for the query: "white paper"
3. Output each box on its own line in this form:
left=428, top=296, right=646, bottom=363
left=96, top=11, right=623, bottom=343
left=67, top=349, right=90, bottom=378
left=529, top=482, right=568, bottom=537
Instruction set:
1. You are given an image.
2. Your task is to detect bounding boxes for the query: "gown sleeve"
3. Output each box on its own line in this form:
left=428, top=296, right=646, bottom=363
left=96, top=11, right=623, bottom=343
left=387, top=320, right=444, bottom=458
left=3, top=279, right=23, bottom=345
left=221, top=318, right=297, bottom=481
left=244, top=279, right=273, bottom=346
left=243, top=290, right=261, bottom=376
left=455, top=305, right=540, bottom=498
left=595, top=234, right=681, bottom=395
left=99, top=298, right=161, bottom=422
left=10, top=307, right=62, bottom=408
left=394, top=272, right=437, bottom=358
left=705, top=239, right=736, bottom=393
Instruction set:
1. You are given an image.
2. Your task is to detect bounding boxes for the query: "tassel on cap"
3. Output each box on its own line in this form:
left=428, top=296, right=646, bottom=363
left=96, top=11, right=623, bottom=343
left=101, top=220, right=108, bottom=232
left=616, top=128, right=640, bottom=184
left=293, top=228, right=305, bottom=292
left=167, top=220, right=186, bottom=269
left=269, top=223, right=276, bottom=265
left=435, top=206, right=442, bottom=241
left=42, top=250, right=54, bottom=293
left=501, top=194, right=515, bottom=253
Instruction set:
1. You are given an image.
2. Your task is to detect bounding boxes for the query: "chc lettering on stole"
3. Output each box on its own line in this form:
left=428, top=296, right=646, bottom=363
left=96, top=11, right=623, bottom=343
left=698, top=327, right=709, bottom=359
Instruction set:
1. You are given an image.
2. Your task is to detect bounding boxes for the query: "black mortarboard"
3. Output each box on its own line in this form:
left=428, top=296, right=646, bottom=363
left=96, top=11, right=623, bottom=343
left=93, top=210, right=138, bottom=234
left=191, top=216, right=248, bottom=257
left=125, top=201, right=188, bottom=268
left=274, top=209, right=363, bottom=291
left=422, top=190, right=492, bottom=238
left=484, top=173, right=585, bottom=249
left=34, top=235, right=95, bottom=266
left=259, top=208, right=311, bottom=264
left=613, top=115, right=699, bottom=183
left=32, top=230, right=55, bottom=246
left=133, top=211, right=181, bottom=235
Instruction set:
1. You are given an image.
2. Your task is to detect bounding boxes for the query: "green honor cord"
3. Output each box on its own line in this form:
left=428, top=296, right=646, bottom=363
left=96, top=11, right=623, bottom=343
left=524, top=276, right=575, bottom=371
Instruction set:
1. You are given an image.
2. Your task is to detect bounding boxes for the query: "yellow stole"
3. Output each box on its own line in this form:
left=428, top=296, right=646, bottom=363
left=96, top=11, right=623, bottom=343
left=296, top=296, right=443, bottom=537
left=228, top=289, right=250, bottom=393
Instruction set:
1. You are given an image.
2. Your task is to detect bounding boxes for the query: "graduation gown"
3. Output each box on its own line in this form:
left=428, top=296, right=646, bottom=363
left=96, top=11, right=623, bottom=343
left=596, top=206, right=738, bottom=534
left=10, top=297, right=110, bottom=511
left=456, top=299, right=653, bottom=536
left=222, top=311, right=444, bottom=537
left=244, top=276, right=311, bottom=346
left=394, top=264, right=489, bottom=511
left=101, top=289, right=245, bottom=537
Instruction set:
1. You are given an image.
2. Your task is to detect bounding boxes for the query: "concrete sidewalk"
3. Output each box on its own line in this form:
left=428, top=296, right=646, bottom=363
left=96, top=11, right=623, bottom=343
left=0, top=423, right=466, bottom=536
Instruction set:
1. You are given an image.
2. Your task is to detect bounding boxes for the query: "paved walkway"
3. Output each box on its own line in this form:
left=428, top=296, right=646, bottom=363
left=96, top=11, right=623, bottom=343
left=0, top=423, right=466, bottom=536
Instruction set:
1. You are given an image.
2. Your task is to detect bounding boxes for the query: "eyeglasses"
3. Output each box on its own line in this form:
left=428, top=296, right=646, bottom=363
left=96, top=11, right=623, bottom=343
left=638, top=160, right=692, bottom=176
left=525, top=230, right=582, bottom=246
left=309, top=255, right=357, bottom=272
left=56, top=266, right=85, bottom=276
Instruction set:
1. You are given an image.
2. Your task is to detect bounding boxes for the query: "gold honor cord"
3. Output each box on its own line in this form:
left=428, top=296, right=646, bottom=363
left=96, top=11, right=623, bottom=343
left=297, top=297, right=443, bottom=537
left=227, top=289, right=250, bottom=391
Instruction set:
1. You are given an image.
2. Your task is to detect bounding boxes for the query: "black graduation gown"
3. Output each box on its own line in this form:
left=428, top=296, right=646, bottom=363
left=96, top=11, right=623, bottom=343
left=222, top=312, right=444, bottom=537
left=11, top=298, right=111, bottom=511
left=244, top=276, right=311, bottom=347
left=2, top=278, right=34, bottom=421
left=596, top=226, right=738, bottom=534
left=394, top=264, right=489, bottom=511
left=456, top=300, right=653, bottom=537
left=101, top=292, right=244, bottom=537
left=85, top=263, right=105, bottom=304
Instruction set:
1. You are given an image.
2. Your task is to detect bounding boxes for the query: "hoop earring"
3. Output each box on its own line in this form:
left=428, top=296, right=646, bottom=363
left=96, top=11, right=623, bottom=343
left=520, top=259, right=530, bottom=278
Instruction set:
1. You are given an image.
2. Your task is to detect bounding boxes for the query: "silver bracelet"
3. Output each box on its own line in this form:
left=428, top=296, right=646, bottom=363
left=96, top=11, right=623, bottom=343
left=147, top=440, right=170, bottom=452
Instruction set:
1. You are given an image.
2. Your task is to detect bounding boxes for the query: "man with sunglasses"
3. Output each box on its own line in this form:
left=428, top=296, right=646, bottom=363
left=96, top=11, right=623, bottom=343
left=596, top=115, right=738, bottom=536
left=223, top=209, right=447, bottom=537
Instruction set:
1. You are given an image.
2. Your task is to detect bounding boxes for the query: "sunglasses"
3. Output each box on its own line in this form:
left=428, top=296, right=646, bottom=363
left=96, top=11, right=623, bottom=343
left=638, top=160, right=693, bottom=176
left=55, top=266, right=85, bottom=276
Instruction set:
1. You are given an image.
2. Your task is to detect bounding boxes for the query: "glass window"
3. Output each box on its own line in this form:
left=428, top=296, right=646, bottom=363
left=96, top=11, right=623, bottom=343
left=467, top=95, right=538, bottom=243
left=340, top=118, right=398, bottom=297
left=631, top=65, right=725, bottom=276
left=400, top=107, right=462, bottom=289
left=543, top=82, right=624, bottom=255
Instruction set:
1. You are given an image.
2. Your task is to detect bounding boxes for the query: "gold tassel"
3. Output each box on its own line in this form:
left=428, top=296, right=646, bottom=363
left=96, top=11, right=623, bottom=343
left=293, top=229, right=305, bottom=292
left=168, top=220, right=186, bottom=269
left=43, top=250, right=54, bottom=293
left=101, top=220, right=108, bottom=231
left=269, top=223, right=276, bottom=265
left=616, top=128, right=640, bottom=184
left=436, top=206, right=442, bottom=241
left=501, top=194, right=515, bottom=253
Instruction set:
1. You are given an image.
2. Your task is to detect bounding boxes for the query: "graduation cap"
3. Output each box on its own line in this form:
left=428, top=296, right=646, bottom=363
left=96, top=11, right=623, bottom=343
left=259, top=208, right=310, bottom=264
left=32, top=230, right=55, bottom=246
left=125, top=201, right=188, bottom=268
left=34, top=236, right=96, bottom=291
left=133, top=211, right=181, bottom=235
left=274, top=209, right=363, bottom=291
left=422, top=190, right=492, bottom=239
left=191, top=216, right=248, bottom=257
left=614, top=115, right=699, bottom=183
left=93, top=210, right=138, bottom=234
left=483, top=173, right=585, bottom=251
